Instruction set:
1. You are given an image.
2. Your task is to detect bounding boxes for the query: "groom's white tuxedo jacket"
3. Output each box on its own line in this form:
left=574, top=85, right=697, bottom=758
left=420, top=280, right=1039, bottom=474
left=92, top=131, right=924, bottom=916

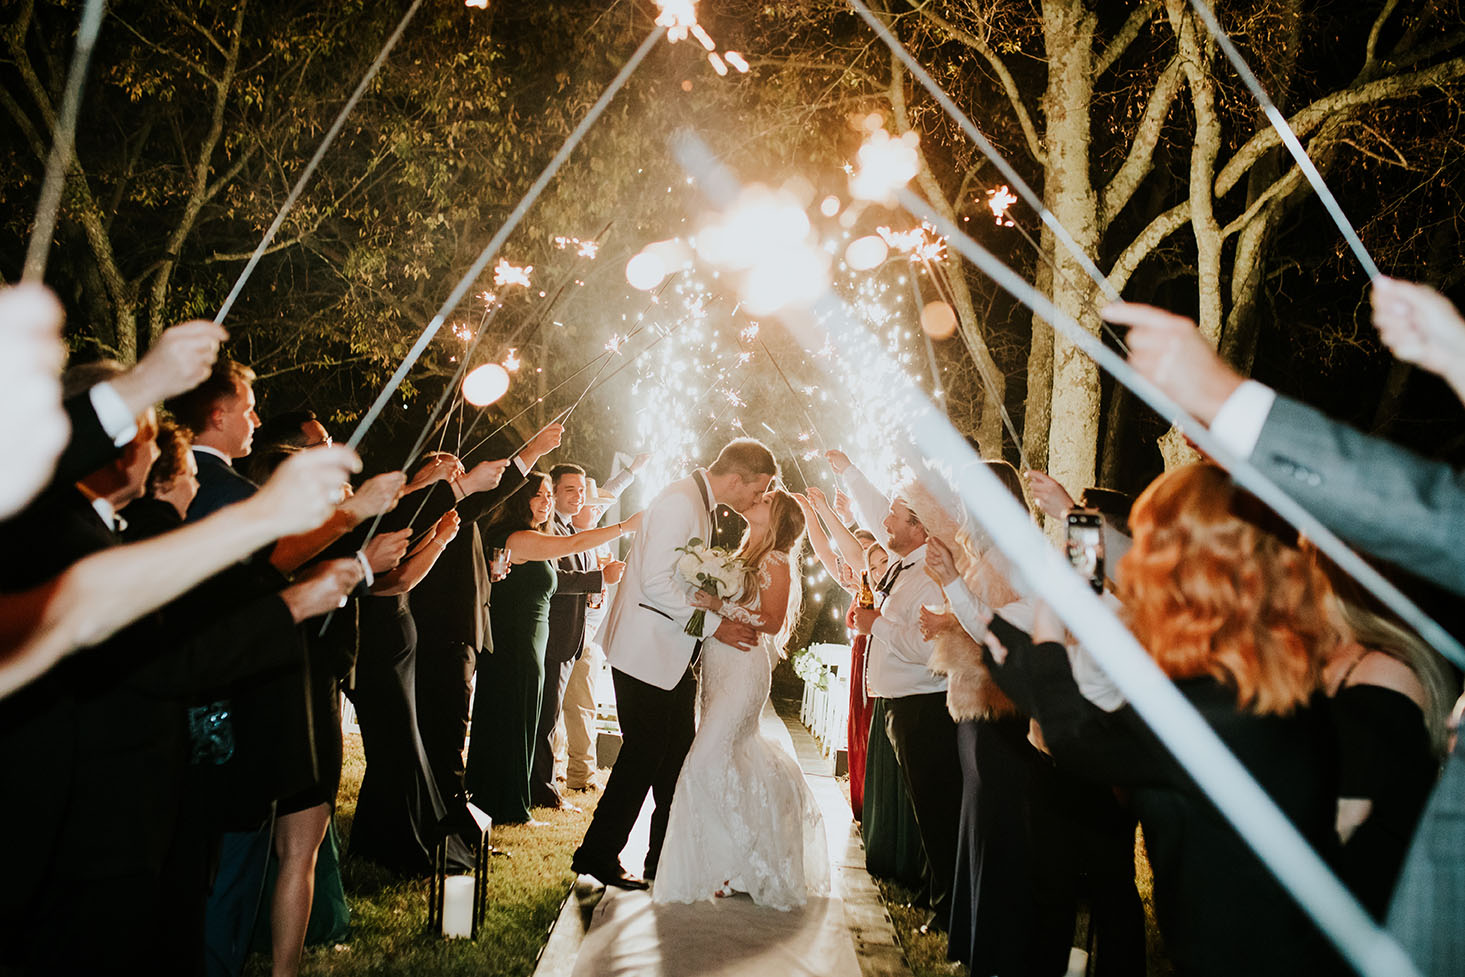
left=600, top=470, right=722, bottom=690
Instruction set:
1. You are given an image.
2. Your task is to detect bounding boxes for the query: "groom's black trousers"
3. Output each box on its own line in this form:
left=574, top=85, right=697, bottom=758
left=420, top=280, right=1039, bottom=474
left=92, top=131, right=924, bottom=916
left=575, top=665, right=697, bottom=875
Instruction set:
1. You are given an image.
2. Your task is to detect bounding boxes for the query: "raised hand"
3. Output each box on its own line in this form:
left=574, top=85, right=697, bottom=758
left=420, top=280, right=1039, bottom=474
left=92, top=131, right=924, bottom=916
left=433, top=509, right=462, bottom=545
left=340, top=471, right=406, bottom=523
left=618, top=510, right=644, bottom=534
left=1102, top=302, right=1242, bottom=425
left=249, top=445, right=362, bottom=535
left=806, top=485, right=829, bottom=509
left=459, top=457, right=510, bottom=495
left=522, top=422, right=564, bottom=466
left=1371, top=277, right=1465, bottom=399
left=1022, top=470, right=1075, bottom=520
left=832, top=490, right=854, bottom=525
left=0, top=284, right=68, bottom=518
left=629, top=452, right=652, bottom=472
left=924, top=537, right=959, bottom=586
left=363, top=527, right=412, bottom=574
left=405, top=452, right=464, bottom=495
left=280, top=558, right=365, bottom=622
left=112, top=319, right=228, bottom=412
left=824, top=449, right=852, bottom=475
left=602, top=559, right=626, bottom=585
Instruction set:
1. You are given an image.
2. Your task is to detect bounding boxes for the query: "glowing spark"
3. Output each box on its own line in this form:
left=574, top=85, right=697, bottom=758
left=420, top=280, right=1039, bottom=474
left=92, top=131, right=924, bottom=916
left=553, top=235, right=601, bottom=259
left=605, top=333, right=627, bottom=354
left=725, top=51, right=749, bottom=73
left=493, top=258, right=532, bottom=288
left=479, top=290, right=496, bottom=305
left=464, top=0, right=488, bottom=8
left=739, top=323, right=759, bottom=343
left=708, top=52, right=728, bottom=76
left=736, top=351, right=753, bottom=365
left=797, top=431, right=811, bottom=442
left=462, top=363, right=510, bottom=406
left=986, top=185, right=1018, bottom=227
left=850, top=129, right=920, bottom=203
left=503, top=347, right=521, bottom=372
left=452, top=321, right=474, bottom=343
left=654, top=1, right=699, bottom=43
left=877, top=222, right=946, bottom=263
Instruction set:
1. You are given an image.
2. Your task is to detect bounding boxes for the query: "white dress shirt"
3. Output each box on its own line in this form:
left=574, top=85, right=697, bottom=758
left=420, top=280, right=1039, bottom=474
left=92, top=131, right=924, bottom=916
left=88, top=382, right=137, bottom=447
left=1209, top=379, right=1278, bottom=459
left=866, top=543, right=947, bottom=698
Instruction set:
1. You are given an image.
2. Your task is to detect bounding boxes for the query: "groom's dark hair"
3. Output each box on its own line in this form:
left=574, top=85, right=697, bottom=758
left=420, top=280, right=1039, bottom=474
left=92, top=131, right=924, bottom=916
left=709, top=438, right=779, bottom=481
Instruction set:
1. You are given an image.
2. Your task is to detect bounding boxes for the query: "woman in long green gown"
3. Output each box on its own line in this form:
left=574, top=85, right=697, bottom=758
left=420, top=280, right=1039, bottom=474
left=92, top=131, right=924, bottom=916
left=463, top=473, right=640, bottom=824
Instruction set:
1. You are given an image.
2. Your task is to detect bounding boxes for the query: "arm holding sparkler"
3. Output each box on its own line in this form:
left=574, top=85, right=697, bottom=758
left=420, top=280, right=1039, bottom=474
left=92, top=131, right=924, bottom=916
left=1371, top=277, right=1465, bottom=405
left=372, top=510, right=461, bottom=596
left=826, top=449, right=893, bottom=549
left=504, top=511, right=642, bottom=564
left=792, top=493, right=852, bottom=592
left=806, top=485, right=868, bottom=573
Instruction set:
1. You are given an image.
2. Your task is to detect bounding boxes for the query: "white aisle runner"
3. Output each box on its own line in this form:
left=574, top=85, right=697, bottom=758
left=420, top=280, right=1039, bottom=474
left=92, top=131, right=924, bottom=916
left=561, top=701, right=873, bottom=977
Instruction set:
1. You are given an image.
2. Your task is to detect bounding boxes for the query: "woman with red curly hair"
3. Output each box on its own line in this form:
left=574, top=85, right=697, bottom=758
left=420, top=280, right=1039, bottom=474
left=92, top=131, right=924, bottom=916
left=984, top=463, right=1341, bottom=977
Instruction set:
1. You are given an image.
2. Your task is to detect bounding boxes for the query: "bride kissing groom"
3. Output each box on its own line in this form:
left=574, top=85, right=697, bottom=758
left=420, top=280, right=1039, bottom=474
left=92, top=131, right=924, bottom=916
left=572, top=438, right=828, bottom=908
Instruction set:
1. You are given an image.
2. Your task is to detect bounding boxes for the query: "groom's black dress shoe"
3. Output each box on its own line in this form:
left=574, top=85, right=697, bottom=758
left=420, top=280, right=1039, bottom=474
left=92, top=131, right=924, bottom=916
left=571, top=855, right=649, bottom=890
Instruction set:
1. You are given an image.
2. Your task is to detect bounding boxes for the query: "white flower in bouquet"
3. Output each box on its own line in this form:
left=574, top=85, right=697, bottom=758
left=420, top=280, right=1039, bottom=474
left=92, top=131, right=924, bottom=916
left=675, top=537, right=745, bottom=636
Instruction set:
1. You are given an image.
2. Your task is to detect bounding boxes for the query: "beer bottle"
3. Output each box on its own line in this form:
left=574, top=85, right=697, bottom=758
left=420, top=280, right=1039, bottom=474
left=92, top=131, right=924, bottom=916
left=856, top=570, right=876, bottom=609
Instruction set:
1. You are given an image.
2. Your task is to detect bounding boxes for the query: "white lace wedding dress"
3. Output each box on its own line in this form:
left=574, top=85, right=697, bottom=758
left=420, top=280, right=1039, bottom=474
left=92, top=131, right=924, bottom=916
left=652, top=551, right=830, bottom=911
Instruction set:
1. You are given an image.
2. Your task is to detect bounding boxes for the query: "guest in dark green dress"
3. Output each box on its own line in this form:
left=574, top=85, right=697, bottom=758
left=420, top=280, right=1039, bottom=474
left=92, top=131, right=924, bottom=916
left=861, top=699, right=929, bottom=889
left=464, top=472, right=641, bottom=824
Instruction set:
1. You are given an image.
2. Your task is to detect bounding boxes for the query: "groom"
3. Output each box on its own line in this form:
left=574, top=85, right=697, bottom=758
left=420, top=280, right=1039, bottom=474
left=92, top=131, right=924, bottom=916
left=572, top=439, right=779, bottom=889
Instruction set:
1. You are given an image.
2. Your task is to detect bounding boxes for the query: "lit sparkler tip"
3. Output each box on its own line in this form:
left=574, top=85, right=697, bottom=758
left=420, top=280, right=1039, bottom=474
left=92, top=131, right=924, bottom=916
left=605, top=333, right=628, bottom=354
left=724, top=51, right=749, bottom=73
left=738, top=322, right=760, bottom=343
left=986, top=185, right=1018, bottom=226
left=654, top=0, right=699, bottom=42
left=503, top=347, right=521, bottom=372
left=850, top=129, right=921, bottom=203
left=493, top=258, right=533, bottom=288
left=464, top=0, right=488, bottom=8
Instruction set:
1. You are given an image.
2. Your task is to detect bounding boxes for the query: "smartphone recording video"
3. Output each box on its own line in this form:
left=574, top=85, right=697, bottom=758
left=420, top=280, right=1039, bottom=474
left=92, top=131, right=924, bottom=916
left=1065, top=509, right=1105, bottom=595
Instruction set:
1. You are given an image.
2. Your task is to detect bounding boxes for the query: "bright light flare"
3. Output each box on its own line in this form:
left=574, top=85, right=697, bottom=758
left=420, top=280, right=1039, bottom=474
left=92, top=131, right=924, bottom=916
left=655, top=0, right=699, bottom=41
left=845, top=235, right=889, bottom=271
left=462, top=363, right=510, bottom=406
left=739, top=322, right=760, bottom=343
left=878, top=222, right=946, bottom=263
left=464, top=0, right=488, bottom=8
left=921, top=300, right=958, bottom=340
left=503, top=347, right=521, bottom=372
left=850, top=129, right=920, bottom=204
left=493, top=258, right=532, bottom=288
left=625, top=250, right=669, bottom=291
left=986, top=185, right=1018, bottom=226
left=724, top=51, right=749, bottom=73
left=605, top=333, right=628, bottom=354
left=694, top=185, right=829, bottom=315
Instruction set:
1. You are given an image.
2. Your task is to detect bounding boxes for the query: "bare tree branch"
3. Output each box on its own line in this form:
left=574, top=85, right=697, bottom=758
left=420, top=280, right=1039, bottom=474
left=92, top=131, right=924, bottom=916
left=1106, top=201, right=1190, bottom=294
left=1099, top=54, right=1183, bottom=226
left=1094, top=0, right=1160, bottom=77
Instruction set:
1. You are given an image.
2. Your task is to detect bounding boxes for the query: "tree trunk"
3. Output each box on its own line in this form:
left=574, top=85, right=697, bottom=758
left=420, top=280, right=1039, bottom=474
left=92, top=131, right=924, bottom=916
left=1040, top=0, right=1102, bottom=494
left=1022, top=226, right=1054, bottom=472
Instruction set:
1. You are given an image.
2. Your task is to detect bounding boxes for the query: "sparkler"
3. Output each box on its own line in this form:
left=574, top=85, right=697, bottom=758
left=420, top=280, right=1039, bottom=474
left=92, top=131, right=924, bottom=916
left=344, top=26, right=664, bottom=452
left=848, top=128, right=921, bottom=204
left=877, top=222, right=946, bottom=262
left=493, top=258, right=533, bottom=289
left=23, top=0, right=106, bottom=283
left=693, top=184, right=829, bottom=314
left=1185, top=0, right=1380, bottom=280
left=985, top=185, right=1017, bottom=227
left=845, top=0, right=1120, bottom=304
left=653, top=0, right=748, bottom=78
left=502, top=347, right=521, bottom=372
left=215, top=0, right=427, bottom=322
left=677, top=130, right=1424, bottom=977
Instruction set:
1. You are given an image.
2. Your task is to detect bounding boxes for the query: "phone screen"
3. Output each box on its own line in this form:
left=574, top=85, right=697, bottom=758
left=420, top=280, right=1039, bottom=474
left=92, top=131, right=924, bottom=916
left=1065, top=510, right=1105, bottom=594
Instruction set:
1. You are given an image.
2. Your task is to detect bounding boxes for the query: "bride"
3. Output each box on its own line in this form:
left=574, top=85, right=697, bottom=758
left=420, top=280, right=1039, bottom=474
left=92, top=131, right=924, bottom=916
left=652, top=489, right=830, bottom=911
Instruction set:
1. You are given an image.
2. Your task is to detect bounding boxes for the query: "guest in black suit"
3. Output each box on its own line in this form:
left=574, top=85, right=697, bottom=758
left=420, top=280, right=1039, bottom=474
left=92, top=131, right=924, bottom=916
left=532, top=464, right=627, bottom=809
left=406, top=422, right=563, bottom=836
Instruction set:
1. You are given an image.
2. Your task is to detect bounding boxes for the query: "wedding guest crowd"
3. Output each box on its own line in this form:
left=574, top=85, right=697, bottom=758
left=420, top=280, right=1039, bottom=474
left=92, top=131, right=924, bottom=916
left=799, top=275, right=1465, bottom=977
left=0, top=281, right=646, bottom=977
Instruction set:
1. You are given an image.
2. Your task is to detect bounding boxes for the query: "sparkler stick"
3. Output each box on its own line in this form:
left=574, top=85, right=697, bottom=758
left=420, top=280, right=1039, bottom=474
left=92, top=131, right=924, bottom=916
left=899, top=187, right=1465, bottom=672
left=497, top=219, right=614, bottom=355
left=344, top=25, right=665, bottom=453
left=22, top=0, right=106, bottom=283
left=758, top=421, right=814, bottom=491
left=1186, top=0, right=1381, bottom=281
left=755, top=337, right=831, bottom=453
left=845, top=0, right=1121, bottom=304
left=215, top=0, right=427, bottom=324
left=673, top=131, right=1422, bottom=977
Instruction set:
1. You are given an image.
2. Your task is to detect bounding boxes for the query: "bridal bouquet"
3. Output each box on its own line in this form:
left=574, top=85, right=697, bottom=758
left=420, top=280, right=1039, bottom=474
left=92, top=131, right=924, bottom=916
left=675, top=537, right=745, bottom=637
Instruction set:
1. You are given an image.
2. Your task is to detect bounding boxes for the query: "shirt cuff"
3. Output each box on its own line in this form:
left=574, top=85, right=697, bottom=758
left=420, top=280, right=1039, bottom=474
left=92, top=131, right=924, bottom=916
left=512, top=455, right=529, bottom=475
left=1209, top=380, right=1276, bottom=460
left=89, top=382, right=137, bottom=447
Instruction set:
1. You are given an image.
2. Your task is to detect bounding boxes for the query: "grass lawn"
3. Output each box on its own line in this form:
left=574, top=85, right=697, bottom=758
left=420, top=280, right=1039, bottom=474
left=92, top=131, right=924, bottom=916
left=243, top=732, right=596, bottom=977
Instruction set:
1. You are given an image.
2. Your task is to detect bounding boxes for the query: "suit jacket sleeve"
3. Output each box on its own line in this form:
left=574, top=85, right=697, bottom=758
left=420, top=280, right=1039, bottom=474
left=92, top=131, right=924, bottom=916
left=555, top=564, right=605, bottom=595
left=1252, top=394, right=1465, bottom=596
left=635, top=488, right=704, bottom=625
left=457, top=465, right=527, bottom=526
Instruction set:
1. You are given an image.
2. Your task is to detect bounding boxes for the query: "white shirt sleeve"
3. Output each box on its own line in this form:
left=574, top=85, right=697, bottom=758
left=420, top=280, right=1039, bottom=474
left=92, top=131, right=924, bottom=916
left=870, top=570, right=942, bottom=666
left=942, top=577, right=990, bottom=642
left=1209, top=380, right=1277, bottom=460
left=512, top=454, right=530, bottom=475
left=89, top=382, right=137, bottom=447
left=843, top=463, right=891, bottom=547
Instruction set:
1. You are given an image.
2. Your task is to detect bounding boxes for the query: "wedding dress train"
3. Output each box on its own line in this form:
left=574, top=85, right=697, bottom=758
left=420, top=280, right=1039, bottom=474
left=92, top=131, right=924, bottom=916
left=652, top=553, right=830, bottom=911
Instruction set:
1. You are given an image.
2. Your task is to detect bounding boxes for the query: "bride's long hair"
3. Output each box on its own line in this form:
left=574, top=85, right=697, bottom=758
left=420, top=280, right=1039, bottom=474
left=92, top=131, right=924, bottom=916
left=734, top=489, right=806, bottom=657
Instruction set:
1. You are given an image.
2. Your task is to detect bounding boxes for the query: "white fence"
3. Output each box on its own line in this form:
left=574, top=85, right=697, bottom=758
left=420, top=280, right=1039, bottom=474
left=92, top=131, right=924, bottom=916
left=797, top=642, right=851, bottom=761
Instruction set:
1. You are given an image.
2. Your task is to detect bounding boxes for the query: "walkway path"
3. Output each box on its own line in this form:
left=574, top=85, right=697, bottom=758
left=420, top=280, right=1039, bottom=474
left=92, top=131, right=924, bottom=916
left=533, top=697, right=912, bottom=977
